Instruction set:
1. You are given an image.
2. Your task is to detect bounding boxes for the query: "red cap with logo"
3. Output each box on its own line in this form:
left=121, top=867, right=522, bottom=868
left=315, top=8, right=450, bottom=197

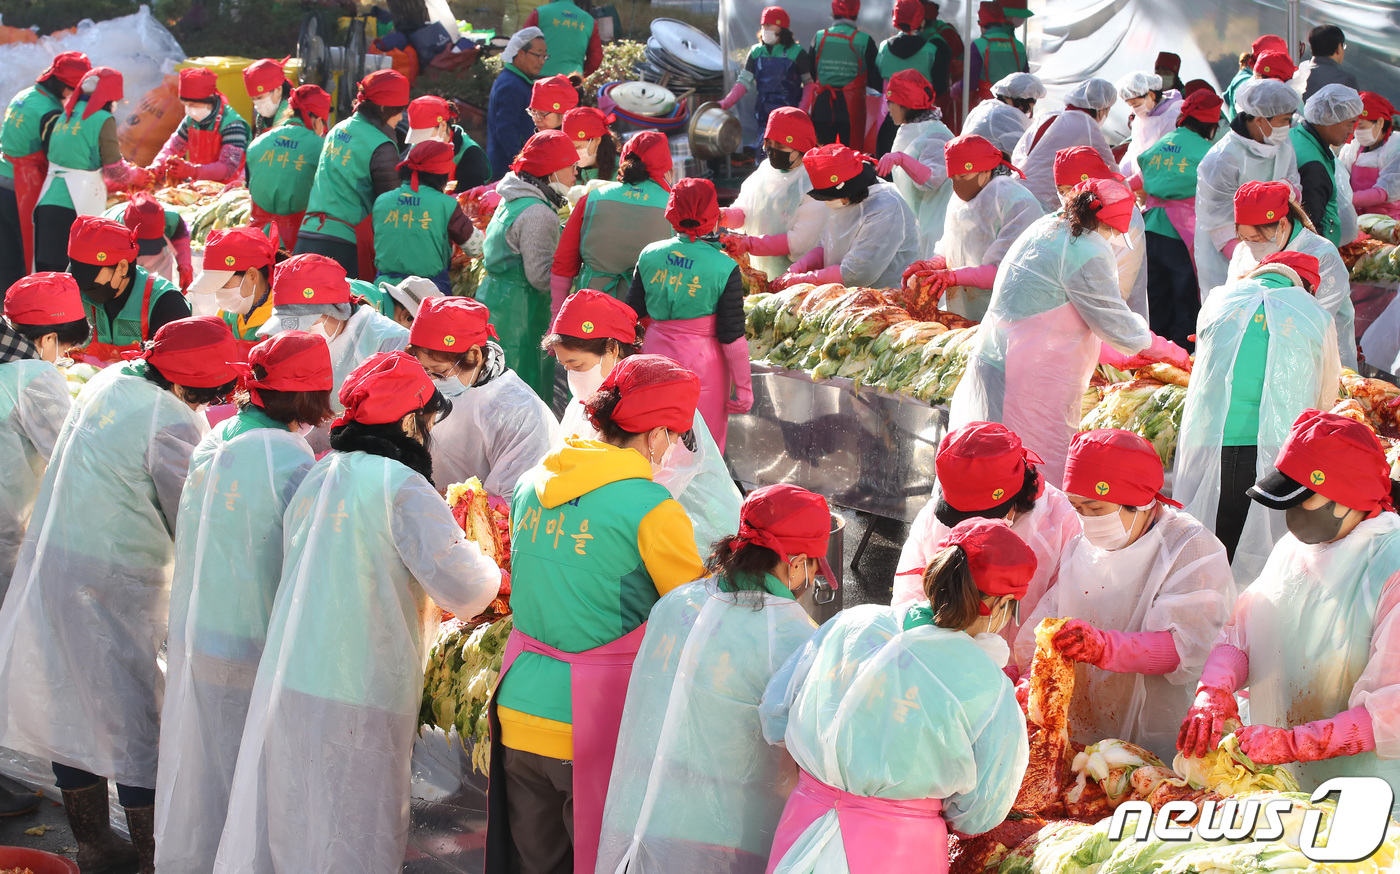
left=944, top=133, right=1023, bottom=177
left=562, top=106, right=615, bottom=142
left=178, top=67, right=220, bottom=101
left=1074, top=177, right=1136, bottom=234
left=803, top=143, right=870, bottom=190
left=243, top=59, right=287, bottom=97
left=621, top=130, right=673, bottom=190
left=936, top=518, right=1037, bottom=602
left=1234, top=180, right=1291, bottom=225
left=590, top=354, right=700, bottom=434
left=130, top=316, right=241, bottom=388
left=1250, top=34, right=1288, bottom=59
left=5, top=272, right=85, bottom=325
left=886, top=68, right=936, bottom=110
left=1065, top=428, right=1180, bottom=508
left=68, top=215, right=138, bottom=266
left=410, top=296, right=498, bottom=353
left=760, top=6, right=790, bottom=28
left=512, top=129, right=579, bottom=177
left=120, top=193, right=166, bottom=241
left=551, top=289, right=639, bottom=343
left=1253, top=50, right=1295, bottom=81
left=764, top=107, right=817, bottom=153
left=398, top=140, right=457, bottom=190
left=290, top=84, right=331, bottom=124
left=893, top=0, right=926, bottom=31
left=1177, top=89, right=1224, bottom=126
left=203, top=226, right=277, bottom=272
left=232, top=330, right=333, bottom=404
left=336, top=351, right=436, bottom=426
left=1258, top=251, right=1321, bottom=291
left=937, top=422, right=1043, bottom=512
left=1053, top=145, right=1122, bottom=186
left=664, top=177, right=719, bottom=241
left=1258, top=409, right=1395, bottom=515
left=65, top=67, right=124, bottom=120
left=41, top=52, right=91, bottom=89
left=271, top=253, right=351, bottom=305
left=531, top=74, right=580, bottom=113
left=356, top=69, right=410, bottom=107
left=1360, top=91, right=1395, bottom=124
left=408, top=95, right=456, bottom=129
left=734, top=483, right=838, bottom=586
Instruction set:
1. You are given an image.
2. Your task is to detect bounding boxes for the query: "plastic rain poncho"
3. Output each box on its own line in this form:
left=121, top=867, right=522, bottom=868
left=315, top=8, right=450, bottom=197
left=1223, top=224, right=1357, bottom=368
left=0, top=362, right=204, bottom=788
left=559, top=400, right=740, bottom=555
left=1015, top=507, right=1237, bottom=763
left=893, top=481, right=1081, bottom=666
left=431, top=370, right=559, bottom=499
left=1012, top=110, right=1118, bottom=212
left=935, top=174, right=1044, bottom=321
left=889, top=117, right=956, bottom=259
left=1174, top=278, right=1341, bottom=585
left=327, top=306, right=410, bottom=412
left=1193, top=134, right=1300, bottom=299
left=1220, top=513, right=1400, bottom=813
left=154, top=416, right=317, bottom=874
left=213, top=450, right=500, bottom=874
left=760, top=602, right=1029, bottom=870
left=1119, top=92, right=1185, bottom=177
left=963, top=100, right=1033, bottom=156
left=949, top=214, right=1152, bottom=488
left=731, top=159, right=830, bottom=280
left=0, top=358, right=69, bottom=595
left=818, top=181, right=920, bottom=290
left=1339, top=132, right=1400, bottom=215
left=596, top=578, right=816, bottom=874
left=1115, top=206, right=1150, bottom=320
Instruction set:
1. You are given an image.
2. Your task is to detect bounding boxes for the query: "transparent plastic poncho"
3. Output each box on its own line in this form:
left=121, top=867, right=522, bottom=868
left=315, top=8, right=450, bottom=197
left=819, top=182, right=921, bottom=290
left=1192, top=131, right=1300, bottom=298
left=935, top=174, right=1044, bottom=321
left=1011, top=110, right=1119, bottom=213
left=431, top=370, right=559, bottom=499
left=326, top=306, right=411, bottom=412
left=963, top=99, right=1032, bottom=157
left=889, top=116, right=956, bottom=260
left=0, top=359, right=68, bottom=595
left=732, top=158, right=831, bottom=280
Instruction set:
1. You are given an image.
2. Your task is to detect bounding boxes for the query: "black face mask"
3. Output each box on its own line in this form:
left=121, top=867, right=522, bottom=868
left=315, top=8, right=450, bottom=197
left=70, top=262, right=123, bottom=304
left=769, top=149, right=795, bottom=171
left=1285, top=500, right=1350, bottom=544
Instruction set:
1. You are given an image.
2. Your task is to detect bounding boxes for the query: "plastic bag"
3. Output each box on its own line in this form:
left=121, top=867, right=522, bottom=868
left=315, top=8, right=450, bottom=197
left=118, top=72, right=181, bottom=168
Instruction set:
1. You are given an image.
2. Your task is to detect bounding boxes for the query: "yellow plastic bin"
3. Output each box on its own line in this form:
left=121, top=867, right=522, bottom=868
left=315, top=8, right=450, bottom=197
left=176, top=57, right=300, bottom=127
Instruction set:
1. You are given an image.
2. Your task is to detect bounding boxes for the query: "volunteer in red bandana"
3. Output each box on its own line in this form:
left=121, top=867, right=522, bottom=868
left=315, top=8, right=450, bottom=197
left=151, top=67, right=251, bottom=184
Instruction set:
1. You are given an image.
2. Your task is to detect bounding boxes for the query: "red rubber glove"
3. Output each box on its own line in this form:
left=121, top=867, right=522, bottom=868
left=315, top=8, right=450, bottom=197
left=721, top=234, right=752, bottom=257
left=1052, top=619, right=1108, bottom=665
left=1145, top=333, right=1193, bottom=371
left=165, top=158, right=196, bottom=182
left=1237, top=707, right=1377, bottom=765
left=922, top=270, right=955, bottom=296
left=178, top=262, right=193, bottom=291
left=1014, top=677, right=1030, bottom=713
left=1177, top=686, right=1242, bottom=758
left=902, top=257, right=947, bottom=284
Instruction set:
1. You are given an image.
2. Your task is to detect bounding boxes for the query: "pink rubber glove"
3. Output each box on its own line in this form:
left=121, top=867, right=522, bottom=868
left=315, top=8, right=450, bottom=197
left=1352, top=187, right=1388, bottom=209
left=550, top=273, right=574, bottom=319
left=488, top=494, right=510, bottom=514
left=798, top=82, right=815, bottom=114
left=1177, top=645, right=1248, bottom=757
left=877, top=151, right=932, bottom=185
left=718, top=82, right=747, bottom=111
left=921, top=270, right=954, bottom=296
left=1099, top=341, right=1145, bottom=370
left=1003, top=663, right=1022, bottom=683
left=721, top=337, right=753, bottom=413
left=902, top=256, right=947, bottom=284
left=1222, top=238, right=1239, bottom=259
left=1145, top=333, right=1193, bottom=370
left=948, top=264, right=997, bottom=289
left=1198, top=643, right=1250, bottom=690
left=173, top=235, right=194, bottom=291
left=1238, top=708, right=1376, bottom=764
left=1051, top=620, right=1108, bottom=664
left=1096, top=630, right=1180, bottom=675
left=1014, top=678, right=1030, bottom=713
left=787, top=246, right=825, bottom=274
left=1125, top=172, right=1144, bottom=192
left=718, top=206, right=745, bottom=228
left=776, top=263, right=842, bottom=290
left=746, top=234, right=790, bottom=257
left=165, top=157, right=196, bottom=182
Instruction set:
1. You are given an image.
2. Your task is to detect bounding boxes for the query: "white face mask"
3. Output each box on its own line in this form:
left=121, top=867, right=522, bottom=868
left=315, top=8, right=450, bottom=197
left=1080, top=507, right=1138, bottom=551
left=567, top=361, right=605, bottom=399
left=434, top=375, right=467, bottom=399
left=252, top=94, right=280, bottom=118
left=823, top=198, right=848, bottom=211
left=549, top=180, right=572, bottom=196
left=575, top=145, right=597, bottom=168
left=1256, top=120, right=1290, bottom=147
left=186, top=105, right=213, bottom=123
left=215, top=273, right=254, bottom=314
left=1243, top=227, right=1283, bottom=262
left=761, top=27, right=779, bottom=45
left=647, top=431, right=677, bottom=478
left=1356, top=125, right=1380, bottom=148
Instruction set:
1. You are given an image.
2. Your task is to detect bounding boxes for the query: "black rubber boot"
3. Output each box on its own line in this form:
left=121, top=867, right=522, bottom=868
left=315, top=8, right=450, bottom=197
left=59, top=780, right=138, bottom=873
left=0, top=781, right=40, bottom=816
left=123, top=805, right=155, bottom=874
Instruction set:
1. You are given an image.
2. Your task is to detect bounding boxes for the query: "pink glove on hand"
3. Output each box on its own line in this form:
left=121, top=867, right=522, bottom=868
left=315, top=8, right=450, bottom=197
left=1237, top=708, right=1376, bottom=765
left=1352, top=187, right=1389, bottom=209
left=1095, top=630, right=1180, bottom=675
left=1051, top=620, right=1108, bottom=664
left=718, top=82, right=747, bottom=111
left=746, top=234, right=791, bottom=258
left=776, top=263, right=842, bottom=290
left=721, top=337, right=753, bottom=413
left=1222, top=238, right=1240, bottom=259
left=1178, top=685, right=1242, bottom=758
left=1145, top=333, right=1193, bottom=370
left=165, top=158, right=196, bottom=182
left=902, top=256, right=947, bottom=284
left=948, top=264, right=998, bottom=290
left=718, top=206, right=745, bottom=228
left=877, top=151, right=932, bottom=185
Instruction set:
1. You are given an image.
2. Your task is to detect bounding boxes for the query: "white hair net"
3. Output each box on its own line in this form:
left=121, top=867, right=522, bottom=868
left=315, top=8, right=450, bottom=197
left=991, top=72, right=1046, bottom=101
left=1304, top=83, right=1364, bottom=126
left=1116, top=71, right=1163, bottom=100
left=1065, top=78, right=1117, bottom=111
left=1235, top=78, right=1299, bottom=119
left=502, top=26, right=545, bottom=65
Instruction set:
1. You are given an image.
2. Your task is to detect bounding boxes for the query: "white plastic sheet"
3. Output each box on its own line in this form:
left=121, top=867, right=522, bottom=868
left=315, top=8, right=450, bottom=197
left=430, top=370, right=559, bottom=500
left=0, top=359, right=68, bottom=596
left=889, top=117, right=955, bottom=260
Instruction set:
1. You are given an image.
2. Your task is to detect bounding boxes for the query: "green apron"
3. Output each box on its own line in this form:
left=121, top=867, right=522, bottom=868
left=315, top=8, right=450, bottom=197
left=476, top=195, right=556, bottom=401
left=0, top=85, right=62, bottom=182
left=576, top=179, right=671, bottom=296
left=300, top=113, right=394, bottom=244
left=534, top=0, right=595, bottom=78
left=38, top=101, right=111, bottom=210
left=1291, top=124, right=1343, bottom=245
left=370, top=182, right=457, bottom=283
left=247, top=119, right=324, bottom=217
left=972, top=25, right=1026, bottom=87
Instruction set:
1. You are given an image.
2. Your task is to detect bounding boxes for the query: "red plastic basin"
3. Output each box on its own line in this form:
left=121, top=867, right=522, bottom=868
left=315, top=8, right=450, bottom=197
left=0, top=846, right=80, bottom=874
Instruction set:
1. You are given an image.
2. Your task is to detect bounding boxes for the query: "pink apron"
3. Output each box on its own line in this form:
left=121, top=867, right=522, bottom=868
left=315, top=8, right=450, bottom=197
left=484, top=624, right=647, bottom=874
left=643, top=314, right=728, bottom=450
left=766, top=771, right=948, bottom=874
left=1143, top=194, right=1200, bottom=277
left=1352, top=164, right=1400, bottom=220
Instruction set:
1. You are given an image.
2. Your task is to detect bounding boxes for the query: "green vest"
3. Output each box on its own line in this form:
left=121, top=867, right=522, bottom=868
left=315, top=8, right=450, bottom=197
left=247, top=119, right=324, bottom=217
left=451, top=124, right=480, bottom=169
left=813, top=22, right=869, bottom=88
left=1138, top=128, right=1213, bottom=240
left=252, top=97, right=291, bottom=139
left=877, top=37, right=939, bottom=82
left=1222, top=68, right=1252, bottom=122
left=1291, top=124, right=1343, bottom=246
left=38, top=102, right=112, bottom=210
left=300, top=113, right=394, bottom=244
left=923, top=20, right=955, bottom=50
left=0, top=84, right=62, bottom=181
left=84, top=266, right=178, bottom=347
left=477, top=193, right=555, bottom=400
left=370, top=182, right=457, bottom=280
left=972, top=25, right=1025, bottom=86
left=577, top=179, right=671, bottom=296
left=636, top=235, right=737, bottom=320
left=497, top=470, right=673, bottom=722
left=535, top=0, right=595, bottom=78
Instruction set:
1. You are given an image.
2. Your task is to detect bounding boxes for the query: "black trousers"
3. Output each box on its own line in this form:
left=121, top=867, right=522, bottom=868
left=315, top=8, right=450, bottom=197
left=1145, top=230, right=1200, bottom=351
left=811, top=88, right=854, bottom=147
left=292, top=232, right=360, bottom=278
left=52, top=762, right=155, bottom=808
left=1216, top=444, right=1258, bottom=562
left=33, top=204, right=77, bottom=274
left=502, top=748, right=574, bottom=874
left=0, top=186, right=24, bottom=291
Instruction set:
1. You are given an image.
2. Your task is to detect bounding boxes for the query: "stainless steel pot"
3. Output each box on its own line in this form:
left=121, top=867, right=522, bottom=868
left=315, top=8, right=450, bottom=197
left=687, top=101, right=742, bottom=160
